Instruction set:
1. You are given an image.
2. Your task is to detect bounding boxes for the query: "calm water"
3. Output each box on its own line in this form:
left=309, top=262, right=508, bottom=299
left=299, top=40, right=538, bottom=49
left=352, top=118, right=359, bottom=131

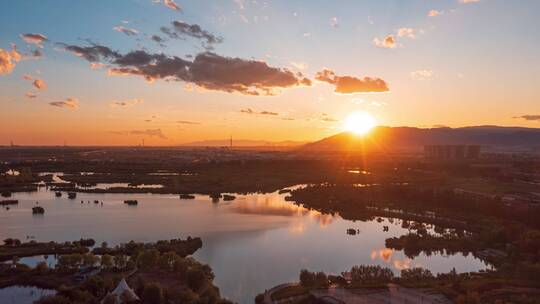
left=0, top=186, right=488, bottom=303
left=0, top=286, right=55, bottom=303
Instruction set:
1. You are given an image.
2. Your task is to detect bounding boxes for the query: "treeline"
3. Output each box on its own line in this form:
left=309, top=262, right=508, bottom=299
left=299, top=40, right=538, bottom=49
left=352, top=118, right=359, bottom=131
left=289, top=184, right=540, bottom=229
left=92, top=237, right=202, bottom=258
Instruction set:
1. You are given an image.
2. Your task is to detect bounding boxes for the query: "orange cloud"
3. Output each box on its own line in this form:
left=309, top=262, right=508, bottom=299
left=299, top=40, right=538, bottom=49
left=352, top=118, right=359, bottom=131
left=0, top=45, right=22, bottom=75
left=20, top=33, right=48, bottom=48
left=109, top=98, right=143, bottom=108
left=49, top=97, right=79, bottom=109
left=514, top=115, right=540, bottom=121
left=25, top=92, right=37, bottom=99
left=428, top=10, right=443, bottom=17
left=157, top=0, right=180, bottom=11
left=373, top=35, right=397, bottom=49
left=410, top=70, right=433, bottom=80
left=130, top=129, right=167, bottom=139
left=315, top=69, right=389, bottom=94
left=113, top=26, right=139, bottom=36
left=397, top=28, right=416, bottom=39
left=32, top=79, right=47, bottom=90
left=240, top=108, right=279, bottom=116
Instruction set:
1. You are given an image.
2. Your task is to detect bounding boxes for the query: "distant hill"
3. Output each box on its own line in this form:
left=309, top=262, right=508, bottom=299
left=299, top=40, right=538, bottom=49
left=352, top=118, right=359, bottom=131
left=302, top=126, right=540, bottom=153
left=181, top=139, right=307, bottom=147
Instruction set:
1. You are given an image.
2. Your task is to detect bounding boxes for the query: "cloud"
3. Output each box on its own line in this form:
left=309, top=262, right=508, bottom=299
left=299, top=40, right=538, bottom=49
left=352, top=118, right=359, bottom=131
left=459, top=0, right=480, bottom=4
left=176, top=120, right=200, bottom=125
left=151, top=35, right=165, bottom=46
left=315, top=69, right=389, bottom=94
left=113, top=26, right=139, bottom=36
left=187, top=53, right=311, bottom=95
left=31, top=49, right=42, bottom=59
left=260, top=110, right=278, bottom=116
left=514, top=115, right=540, bottom=121
left=130, top=129, right=167, bottom=139
left=290, top=61, right=308, bottom=70
left=428, top=10, right=443, bottom=17
left=240, top=108, right=279, bottom=116
left=21, top=33, right=48, bottom=48
left=0, top=44, right=22, bottom=75
left=90, top=62, right=106, bottom=70
left=49, top=97, right=79, bottom=109
left=25, top=92, right=37, bottom=99
left=397, top=28, right=416, bottom=39
left=320, top=115, right=338, bottom=122
left=161, top=21, right=223, bottom=49
left=62, top=43, right=120, bottom=62
left=330, top=17, right=339, bottom=28
left=410, top=70, right=433, bottom=80
left=373, top=35, right=397, bottom=49
left=32, top=79, right=47, bottom=90
left=109, top=98, right=143, bottom=108
left=163, top=0, right=180, bottom=11
left=63, top=42, right=311, bottom=95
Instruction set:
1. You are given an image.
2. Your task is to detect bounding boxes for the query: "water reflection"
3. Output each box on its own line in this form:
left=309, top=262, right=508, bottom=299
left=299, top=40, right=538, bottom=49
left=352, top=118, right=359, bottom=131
left=0, top=186, right=488, bottom=303
left=0, top=286, right=55, bottom=304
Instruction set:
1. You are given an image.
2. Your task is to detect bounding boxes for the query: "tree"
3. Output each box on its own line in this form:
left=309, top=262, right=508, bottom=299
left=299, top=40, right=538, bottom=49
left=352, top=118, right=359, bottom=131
left=83, top=253, right=99, bottom=267
left=187, top=268, right=207, bottom=291
left=350, top=265, right=394, bottom=285
left=101, top=254, right=113, bottom=269
left=172, top=257, right=188, bottom=275
left=142, top=283, right=164, bottom=304
left=158, top=251, right=178, bottom=271
left=114, top=254, right=128, bottom=270
left=102, top=294, right=118, bottom=304
left=401, top=267, right=434, bottom=283
left=299, top=270, right=328, bottom=288
left=300, top=269, right=315, bottom=287
left=3, top=238, right=21, bottom=246
left=68, top=253, right=83, bottom=270
left=35, top=261, right=48, bottom=274
left=138, top=249, right=160, bottom=270
left=314, top=272, right=329, bottom=288
left=83, top=276, right=105, bottom=297
left=171, top=289, right=198, bottom=304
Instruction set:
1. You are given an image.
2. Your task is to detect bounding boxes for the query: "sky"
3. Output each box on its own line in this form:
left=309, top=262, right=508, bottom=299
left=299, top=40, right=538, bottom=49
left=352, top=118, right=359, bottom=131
left=1, top=0, right=539, bottom=146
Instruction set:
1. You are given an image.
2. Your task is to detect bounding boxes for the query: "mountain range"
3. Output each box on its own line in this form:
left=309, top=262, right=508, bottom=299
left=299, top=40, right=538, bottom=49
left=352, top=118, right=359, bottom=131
left=302, top=126, right=540, bottom=153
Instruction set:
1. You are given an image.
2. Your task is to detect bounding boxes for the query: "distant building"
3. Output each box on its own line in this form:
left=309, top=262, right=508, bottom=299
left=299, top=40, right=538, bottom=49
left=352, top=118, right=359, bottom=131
left=424, top=145, right=481, bottom=160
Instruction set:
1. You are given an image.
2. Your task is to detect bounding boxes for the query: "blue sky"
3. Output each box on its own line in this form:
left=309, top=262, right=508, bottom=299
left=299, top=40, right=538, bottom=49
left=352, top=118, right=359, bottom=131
left=1, top=0, right=539, bottom=145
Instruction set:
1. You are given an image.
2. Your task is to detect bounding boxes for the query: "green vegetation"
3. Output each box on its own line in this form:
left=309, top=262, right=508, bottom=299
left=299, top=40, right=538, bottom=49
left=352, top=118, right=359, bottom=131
left=0, top=239, right=92, bottom=262
left=1, top=237, right=231, bottom=304
left=299, top=269, right=329, bottom=289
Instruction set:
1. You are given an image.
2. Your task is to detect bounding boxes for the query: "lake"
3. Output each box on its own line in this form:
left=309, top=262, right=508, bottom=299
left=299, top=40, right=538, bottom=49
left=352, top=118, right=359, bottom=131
left=0, top=286, right=55, bottom=304
left=0, top=186, right=488, bottom=303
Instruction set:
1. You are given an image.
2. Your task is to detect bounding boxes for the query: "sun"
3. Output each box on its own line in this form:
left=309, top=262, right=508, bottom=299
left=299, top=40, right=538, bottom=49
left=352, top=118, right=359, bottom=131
left=343, top=112, right=377, bottom=135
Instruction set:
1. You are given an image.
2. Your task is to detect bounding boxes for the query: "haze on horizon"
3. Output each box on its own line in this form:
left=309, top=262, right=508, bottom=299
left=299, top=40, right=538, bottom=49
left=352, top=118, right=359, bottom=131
left=1, top=0, right=539, bottom=146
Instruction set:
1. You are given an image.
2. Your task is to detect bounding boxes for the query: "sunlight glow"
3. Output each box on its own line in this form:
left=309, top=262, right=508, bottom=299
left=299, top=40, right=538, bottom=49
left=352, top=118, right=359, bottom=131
left=343, top=112, right=377, bottom=135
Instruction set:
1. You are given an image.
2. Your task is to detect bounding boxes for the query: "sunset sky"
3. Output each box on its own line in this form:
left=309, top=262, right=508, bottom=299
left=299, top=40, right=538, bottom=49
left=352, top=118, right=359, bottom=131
left=1, top=0, right=539, bottom=146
